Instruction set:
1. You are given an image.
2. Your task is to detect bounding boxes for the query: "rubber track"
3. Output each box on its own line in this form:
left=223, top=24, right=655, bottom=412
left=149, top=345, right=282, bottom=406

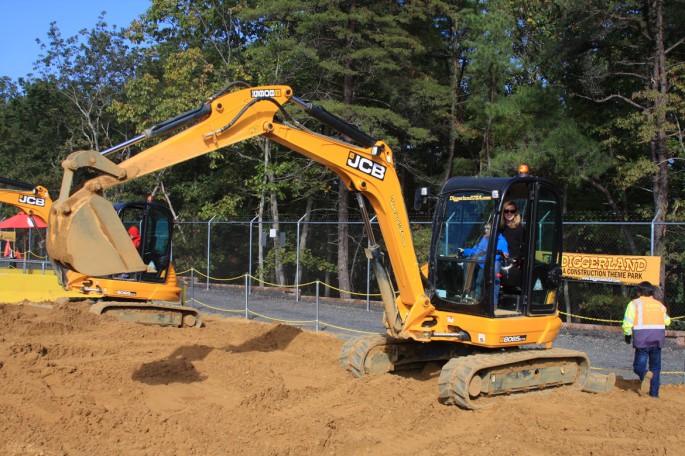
left=339, top=335, right=391, bottom=378
left=438, top=348, right=590, bottom=409
left=90, top=301, right=203, bottom=328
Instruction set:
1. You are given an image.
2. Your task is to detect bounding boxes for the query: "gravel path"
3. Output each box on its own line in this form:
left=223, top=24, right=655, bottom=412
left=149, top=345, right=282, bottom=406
left=185, top=283, right=685, bottom=385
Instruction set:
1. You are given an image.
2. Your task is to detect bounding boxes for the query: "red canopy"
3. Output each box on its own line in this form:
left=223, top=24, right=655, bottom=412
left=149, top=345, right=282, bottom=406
left=0, top=212, right=47, bottom=229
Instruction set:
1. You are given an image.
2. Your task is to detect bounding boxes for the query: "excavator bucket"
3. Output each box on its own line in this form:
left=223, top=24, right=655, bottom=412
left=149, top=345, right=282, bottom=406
left=47, top=192, right=147, bottom=277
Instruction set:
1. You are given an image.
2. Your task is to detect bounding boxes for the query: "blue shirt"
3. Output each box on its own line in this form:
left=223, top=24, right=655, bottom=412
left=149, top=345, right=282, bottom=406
left=463, top=233, right=509, bottom=267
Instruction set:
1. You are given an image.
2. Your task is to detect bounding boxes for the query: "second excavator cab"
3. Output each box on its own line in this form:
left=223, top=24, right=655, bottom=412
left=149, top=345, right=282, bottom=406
left=114, top=201, right=174, bottom=282
left=67, top=199, right=199, bottom=327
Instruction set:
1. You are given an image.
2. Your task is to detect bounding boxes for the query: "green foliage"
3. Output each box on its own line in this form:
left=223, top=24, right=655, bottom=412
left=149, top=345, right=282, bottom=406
left=670, top=319, right=685, bottom=331
left=35, top=15, right=144, bottom=151
left=0, top=78, right=79, bottom=193
left=411, top=224, right=432, bottom=266
left=579, top=294, right=628, bottom=324
left=197, top=195, right=242, bottom=220
left=111, top=48, right=217, bottom=128
left=2, top=0, right=685, bottom=307
left=258, top=244, right=336, bottom=283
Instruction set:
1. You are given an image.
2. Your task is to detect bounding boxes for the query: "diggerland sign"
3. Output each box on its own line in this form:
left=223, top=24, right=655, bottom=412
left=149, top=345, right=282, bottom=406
left=561, top=253, right=661, bottom=285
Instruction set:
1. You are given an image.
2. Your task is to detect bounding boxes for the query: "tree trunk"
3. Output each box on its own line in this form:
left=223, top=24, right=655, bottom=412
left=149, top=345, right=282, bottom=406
left=257, top=201, right=264, bottom=286
left=296, top=196, right=314, bottom=284
left=336, top=5, right=356, bottom=300
left=337, top=180, right=351, bottom=299
left=264, top=140, right=286, bottom=286
left=257, top=143, right=267, bottom=286
left=444, top=15, right=461, bottom=183
left=269, top=192, right=286, bottom=286
left=582, top=177, right=639, bottom=254
left=481, top=65, right=496, bottom=174
left=651, top=0, right=669, bottom=300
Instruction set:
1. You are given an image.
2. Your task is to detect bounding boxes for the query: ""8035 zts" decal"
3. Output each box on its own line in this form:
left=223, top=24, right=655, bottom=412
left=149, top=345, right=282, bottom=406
left=346, top=152, right=386, bottom=180
left=500, top=335, right=527, bottom=343
left=115, top=290, right=137, bottom=296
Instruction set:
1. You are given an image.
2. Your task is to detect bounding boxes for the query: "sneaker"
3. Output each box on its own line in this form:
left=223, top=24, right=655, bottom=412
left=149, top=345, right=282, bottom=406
left=639, top=371, right=653, bottom=396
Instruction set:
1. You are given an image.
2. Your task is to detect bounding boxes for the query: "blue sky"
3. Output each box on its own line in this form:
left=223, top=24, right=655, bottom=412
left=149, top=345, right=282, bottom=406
left=0, top=0, right=151, bottom=80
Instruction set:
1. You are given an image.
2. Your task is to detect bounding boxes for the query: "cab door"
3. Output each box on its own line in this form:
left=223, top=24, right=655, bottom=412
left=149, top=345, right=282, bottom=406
left=524, top=183, right=563, bottom=315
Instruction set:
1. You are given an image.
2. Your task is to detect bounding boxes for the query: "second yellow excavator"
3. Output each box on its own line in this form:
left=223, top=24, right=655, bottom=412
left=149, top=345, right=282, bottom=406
left=46, top=83, right=612, bottom=408
left=0, top=176, right=200, bottom=327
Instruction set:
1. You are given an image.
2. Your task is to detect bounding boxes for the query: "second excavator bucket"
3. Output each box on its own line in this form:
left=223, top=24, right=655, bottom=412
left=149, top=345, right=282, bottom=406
left=47, top=192, right=147, bottom=277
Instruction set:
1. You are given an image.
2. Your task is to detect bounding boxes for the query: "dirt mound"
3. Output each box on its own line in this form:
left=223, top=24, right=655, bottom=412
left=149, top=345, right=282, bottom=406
left=1, top=302, right=684, bottom=455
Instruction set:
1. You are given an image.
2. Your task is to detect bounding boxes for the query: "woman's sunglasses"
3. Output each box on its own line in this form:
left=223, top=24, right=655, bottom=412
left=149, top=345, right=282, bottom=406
left=503, top=209, right=517, bottom=214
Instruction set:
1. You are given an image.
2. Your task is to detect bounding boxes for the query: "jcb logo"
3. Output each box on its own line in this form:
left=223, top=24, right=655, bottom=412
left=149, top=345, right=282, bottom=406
left=18, top=195, right=46, bottom=207
left=346, top=153, right=386, bottom=180
left=251, top=89, right=280, bottom=98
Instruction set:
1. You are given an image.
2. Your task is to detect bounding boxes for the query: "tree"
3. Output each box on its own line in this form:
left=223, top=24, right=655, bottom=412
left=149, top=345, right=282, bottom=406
left=241, top=0, right=433, bottom=297
left=534, top=0, right=685, bottom=298
left=0, top=77, right=78, bottom=198
left=36, top=15, right=144, bottom=153
left=139, top=0, right=251, bottom=82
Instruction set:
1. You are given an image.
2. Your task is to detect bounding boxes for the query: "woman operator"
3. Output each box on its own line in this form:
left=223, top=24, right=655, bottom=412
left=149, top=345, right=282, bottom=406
left=500, top=201, right=523, bottom=259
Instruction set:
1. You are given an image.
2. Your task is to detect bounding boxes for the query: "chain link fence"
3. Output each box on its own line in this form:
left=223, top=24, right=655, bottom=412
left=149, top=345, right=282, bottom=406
left=168, top=214, right=685, bottom=328
left=2, top=213, right=684, bottom=329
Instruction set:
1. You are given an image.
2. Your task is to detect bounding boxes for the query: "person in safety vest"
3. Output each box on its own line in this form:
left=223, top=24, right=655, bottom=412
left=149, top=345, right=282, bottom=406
left=622, top=281, right=671, bottom=398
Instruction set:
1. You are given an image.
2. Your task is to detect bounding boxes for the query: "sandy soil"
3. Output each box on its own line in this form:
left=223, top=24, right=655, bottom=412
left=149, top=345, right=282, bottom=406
left=1, top=301, right=684, bottom=456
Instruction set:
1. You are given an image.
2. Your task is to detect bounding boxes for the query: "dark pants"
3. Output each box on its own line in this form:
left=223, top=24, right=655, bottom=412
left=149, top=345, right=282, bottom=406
left=633, top=346, right=662, bottom=398
left=463, top=262, right=501, bottom=305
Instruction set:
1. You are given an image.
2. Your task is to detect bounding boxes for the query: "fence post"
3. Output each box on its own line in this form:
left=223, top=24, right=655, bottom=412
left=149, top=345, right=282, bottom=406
left=296, top=212, right=307, bottom=302
left=248, top=214, right=258, bottom=295
left=245, top=274, right=249, bottom=320
left=366, top=215, right=377, bottom=311
left=316, top=280, right=320, bottom=333
left=206, top=215, right=216, bottom=290
left=651, top=210, right=660, bottom=256
left=191, top=267, right=195, bottom=305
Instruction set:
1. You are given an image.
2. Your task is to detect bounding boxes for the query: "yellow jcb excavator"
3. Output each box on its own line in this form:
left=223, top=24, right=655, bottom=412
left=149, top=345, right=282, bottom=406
left=0, top=176, right=200, bottom=327
left=45, top=83, right=613, bottom=408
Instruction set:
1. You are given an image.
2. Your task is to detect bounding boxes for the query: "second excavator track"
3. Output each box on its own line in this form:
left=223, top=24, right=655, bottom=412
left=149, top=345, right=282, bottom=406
left=89, top=301, right=203, bottom=328
left=437, top=348, right=590, bottom=409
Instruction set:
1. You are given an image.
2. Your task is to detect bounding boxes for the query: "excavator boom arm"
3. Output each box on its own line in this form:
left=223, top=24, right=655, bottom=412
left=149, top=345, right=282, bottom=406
left=47, top=85, right=428, bottom=333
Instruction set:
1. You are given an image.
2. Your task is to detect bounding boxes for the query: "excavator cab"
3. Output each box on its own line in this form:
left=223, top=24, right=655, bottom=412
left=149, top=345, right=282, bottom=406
left=428, top=169, right=564, bottom=318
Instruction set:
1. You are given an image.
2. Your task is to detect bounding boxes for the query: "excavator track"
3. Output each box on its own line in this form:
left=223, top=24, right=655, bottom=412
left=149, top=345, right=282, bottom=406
left=339, top=334, right=470, bottom=378
left=89, top=301, right=203, bottom=328
left=438, top=348, right=590, bottom=409
left=340, top=335, right=398, bottom=377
